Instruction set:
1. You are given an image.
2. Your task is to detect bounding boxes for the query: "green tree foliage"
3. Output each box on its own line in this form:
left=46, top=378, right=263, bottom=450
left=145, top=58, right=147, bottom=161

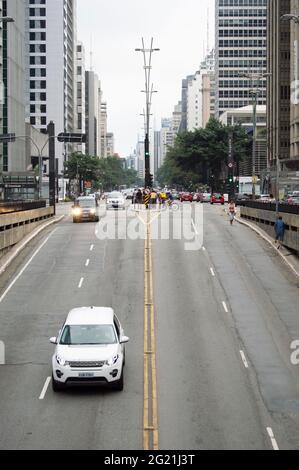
left=64, top=153, right=140, bottom=192
left=157, top=118, right=250, bottom=189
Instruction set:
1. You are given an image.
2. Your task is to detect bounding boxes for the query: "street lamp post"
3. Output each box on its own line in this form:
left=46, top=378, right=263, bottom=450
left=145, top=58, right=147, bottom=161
left=135, top=38, right=159, bottom=188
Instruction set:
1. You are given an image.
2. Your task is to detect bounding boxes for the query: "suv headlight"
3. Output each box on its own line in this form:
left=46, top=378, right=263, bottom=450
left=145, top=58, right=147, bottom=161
left=73, top=208, right=81, bottom=216
left=89, top=208, right=96, bottom=214
left=56, top=355, right=69, bottom=366
left=105, top=355, right=119, bottom=366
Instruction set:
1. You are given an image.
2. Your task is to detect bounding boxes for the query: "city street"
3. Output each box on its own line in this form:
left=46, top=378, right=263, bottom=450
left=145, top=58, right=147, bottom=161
left=0, top=203, right=299, bottom=450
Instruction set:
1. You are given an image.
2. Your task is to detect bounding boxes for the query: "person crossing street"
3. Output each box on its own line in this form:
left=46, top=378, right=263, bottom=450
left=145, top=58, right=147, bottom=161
left=228, top=200, right=237, bottom=226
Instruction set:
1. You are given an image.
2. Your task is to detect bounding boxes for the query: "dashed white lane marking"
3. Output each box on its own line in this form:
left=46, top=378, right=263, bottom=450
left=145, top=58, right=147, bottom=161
left=0, top=229, right=58, bottom=304
left=85, top=259, right=90, bottom=267
left=39, top=377, right=51, bottom=400
left=90, top=244, right=94, bottom=252
left=222, top=301, right=229, bottom=313
left=210, top=267, right=215, bottom=277
left=267, top=427, right=279, bottom=451
left=240, top=350, right=249, bottom=369
left=191, top=219, right=199, bottom=235
left=78, top=277, right=84, bottom=289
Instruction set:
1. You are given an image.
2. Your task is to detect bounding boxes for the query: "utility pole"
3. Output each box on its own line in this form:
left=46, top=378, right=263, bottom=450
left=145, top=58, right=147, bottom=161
left=135, top=38, right=159, bottom=188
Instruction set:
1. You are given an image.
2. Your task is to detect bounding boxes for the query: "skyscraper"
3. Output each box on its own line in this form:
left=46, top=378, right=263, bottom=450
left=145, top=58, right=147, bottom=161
left=0, top=0, right=26, bottom=173
left=76, top=41, right=86, bottom=154
left=100, top=101, right=107, bottom=158
left=85, top=70, right=101, bottom=156
left=25, top=0, right=77, bottom=177
left=215, top=0, right=268, bottom=117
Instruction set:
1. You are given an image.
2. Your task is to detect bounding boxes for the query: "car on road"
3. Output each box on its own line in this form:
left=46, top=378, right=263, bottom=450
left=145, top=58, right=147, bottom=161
left=124, top=188, right=135, bottom=200
left=106, top=191, right=126, bottom=210
left=210, top=193, right=225, bottom=205
left=287, top=196, right=299, bottom=205
left=199, top=192, right=211, bottom=203
left=180, top=192, right=193, bottom=203
left=193, top=193, right=201, bottom=202
left=50, top=307, right=129, bottom=392
left=72, top=196, right=99, bottom=223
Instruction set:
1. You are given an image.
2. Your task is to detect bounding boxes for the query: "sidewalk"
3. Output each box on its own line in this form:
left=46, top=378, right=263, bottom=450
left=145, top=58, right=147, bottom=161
left=235, top=212, right=299, bottom=279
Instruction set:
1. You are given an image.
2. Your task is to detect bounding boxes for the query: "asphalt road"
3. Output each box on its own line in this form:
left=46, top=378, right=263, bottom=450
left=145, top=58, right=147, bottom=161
left=0, top=202, right=299, bottom=450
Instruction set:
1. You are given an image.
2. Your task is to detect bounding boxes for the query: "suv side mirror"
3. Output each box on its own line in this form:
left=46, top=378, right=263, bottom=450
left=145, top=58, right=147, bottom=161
left=49, top=337, right=57, bottom=345
left=120, top=336, right=129, bottom=344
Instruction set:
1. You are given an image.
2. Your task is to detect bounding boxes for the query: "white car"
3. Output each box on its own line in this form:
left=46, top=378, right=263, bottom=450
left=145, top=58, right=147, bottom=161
left=106, top=191, right=126, bottom=210
left=50, top=307, right=129, bottom=391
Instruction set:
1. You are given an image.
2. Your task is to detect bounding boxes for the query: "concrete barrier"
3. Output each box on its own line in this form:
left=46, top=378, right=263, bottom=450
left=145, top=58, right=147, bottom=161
left=240, top=206, right=299, bottom=252
left=0, top=207, right=54, bottom=257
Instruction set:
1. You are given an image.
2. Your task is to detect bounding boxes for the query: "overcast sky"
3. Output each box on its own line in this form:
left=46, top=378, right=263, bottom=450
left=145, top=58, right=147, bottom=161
left=77, top=0, right=215, bottom=157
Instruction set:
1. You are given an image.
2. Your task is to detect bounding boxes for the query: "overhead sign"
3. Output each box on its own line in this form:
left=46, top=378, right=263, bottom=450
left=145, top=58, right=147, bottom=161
left=57, top=133, right=87, bottom=143
left=0, top=133, right=16, bottom=143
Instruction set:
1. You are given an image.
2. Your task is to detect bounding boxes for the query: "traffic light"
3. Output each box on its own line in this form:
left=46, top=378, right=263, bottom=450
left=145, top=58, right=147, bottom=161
left=228, top=175, right=234, bottom=185
left=57, top=133, right=87, bottom=143
left=149, top=173, right=153, bottom=187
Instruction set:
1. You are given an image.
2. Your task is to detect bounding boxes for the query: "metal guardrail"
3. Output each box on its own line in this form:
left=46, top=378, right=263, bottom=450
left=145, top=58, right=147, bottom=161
left=0, top=200, right=46, bottom=214
left=238, top=201, right=299, bottom=215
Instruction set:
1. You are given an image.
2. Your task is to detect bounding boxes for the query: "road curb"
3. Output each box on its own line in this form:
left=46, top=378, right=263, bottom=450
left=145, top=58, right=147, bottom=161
left=0, top=215, right=64, bottom=276
left=236, top=216, right=299, bottom=279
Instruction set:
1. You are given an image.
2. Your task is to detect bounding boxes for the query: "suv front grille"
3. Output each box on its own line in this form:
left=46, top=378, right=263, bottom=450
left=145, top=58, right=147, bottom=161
left=69, top=361, right=105, bottom=368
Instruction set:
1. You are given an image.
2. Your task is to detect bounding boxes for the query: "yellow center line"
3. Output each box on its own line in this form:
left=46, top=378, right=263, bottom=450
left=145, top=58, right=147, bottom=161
left=143, top=244, right=149, bottom=450
left=143, top=213, right=159, bottom=450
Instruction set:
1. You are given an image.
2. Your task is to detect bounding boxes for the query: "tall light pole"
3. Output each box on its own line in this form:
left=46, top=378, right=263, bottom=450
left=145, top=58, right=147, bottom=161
left=239, top=71, right=271, bottom=199
left=135, top=38, right=159, bottom=188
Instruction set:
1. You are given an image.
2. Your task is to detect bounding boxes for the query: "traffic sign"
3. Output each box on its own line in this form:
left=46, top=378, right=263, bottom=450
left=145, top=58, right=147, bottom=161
left=0, top=133, right=16, bottom=143
left=57, top=133, right=86, bottom=143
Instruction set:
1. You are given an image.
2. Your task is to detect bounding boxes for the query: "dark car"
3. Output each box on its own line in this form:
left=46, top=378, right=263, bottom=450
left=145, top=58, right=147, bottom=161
left=211, top=193, right=225, bottom=205
left=72, top=196, right=99, bottom=223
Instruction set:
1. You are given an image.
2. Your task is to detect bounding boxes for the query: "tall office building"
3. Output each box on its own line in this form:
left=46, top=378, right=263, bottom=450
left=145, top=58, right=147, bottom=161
left=0, top=0, right=26, bottom=173
left=76, top=41, right=85, bottom=154
left=25, top=0, right=77, bottom=179
left=215, top=0, right=268, bottom=117
left=179, top=75, right=194, bottom=133
left=106, top=132, right=114, bottom=157
left=85, top=70, right=101, bottom=156
left=100, top=101, right=107, bottom=158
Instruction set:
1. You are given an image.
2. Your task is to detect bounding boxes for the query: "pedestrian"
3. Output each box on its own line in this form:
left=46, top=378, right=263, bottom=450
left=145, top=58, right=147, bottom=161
left=136, top=188, right=143, bottom=210
left=150, top=189, right=158, bottom=209
left=228, top=200, right=236, bottom=225
left=274, top=216, right=285, bottom=250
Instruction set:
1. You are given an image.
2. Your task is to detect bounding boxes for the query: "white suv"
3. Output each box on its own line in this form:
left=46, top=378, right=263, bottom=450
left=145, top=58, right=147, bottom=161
left=50, top=307, right=129, bottom=392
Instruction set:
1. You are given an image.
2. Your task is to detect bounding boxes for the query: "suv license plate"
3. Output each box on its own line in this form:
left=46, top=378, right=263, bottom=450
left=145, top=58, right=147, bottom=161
left=78, top=373, right=94, bottom=378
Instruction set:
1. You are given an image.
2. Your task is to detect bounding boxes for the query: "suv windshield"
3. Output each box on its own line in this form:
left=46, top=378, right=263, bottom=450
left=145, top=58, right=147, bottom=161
left=60, top=325, right=117, bottom=345
left=76, top=199, right=95, bottom=208
left=108, top=192, right=122, bottom=198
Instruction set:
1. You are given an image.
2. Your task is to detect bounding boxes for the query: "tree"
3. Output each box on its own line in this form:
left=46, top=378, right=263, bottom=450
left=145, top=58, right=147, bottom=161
left=64, top=152, right=101, bottom=193
left=157, top=118, right=250, bottom=190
